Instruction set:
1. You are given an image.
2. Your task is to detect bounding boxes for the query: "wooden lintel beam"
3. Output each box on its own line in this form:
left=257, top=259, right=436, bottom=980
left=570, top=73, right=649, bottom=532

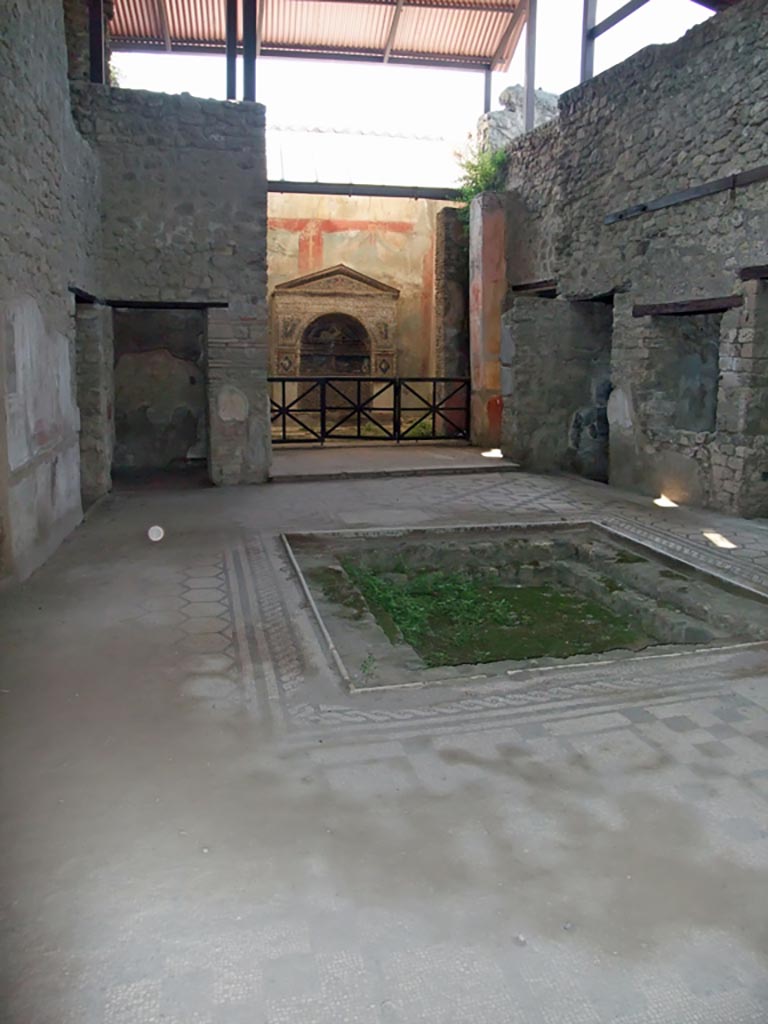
left=383, top=0, right=405, bottom=62
left=606, top=163, right=768, bottom=224
left=106, top=299, right=229, bottom=310
left=512, top=279, right=557, bottom=293
left=740, top=265, right=768, bottom=282
left=633, top=296, right=743, bottom=317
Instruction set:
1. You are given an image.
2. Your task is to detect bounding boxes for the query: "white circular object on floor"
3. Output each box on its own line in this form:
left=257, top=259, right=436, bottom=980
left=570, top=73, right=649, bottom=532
left=147, top=525, right=165, bottom=542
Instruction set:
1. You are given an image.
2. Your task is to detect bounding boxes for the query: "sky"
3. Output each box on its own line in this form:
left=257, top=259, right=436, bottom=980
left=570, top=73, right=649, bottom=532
left=112, top=0, right=713, bottom=186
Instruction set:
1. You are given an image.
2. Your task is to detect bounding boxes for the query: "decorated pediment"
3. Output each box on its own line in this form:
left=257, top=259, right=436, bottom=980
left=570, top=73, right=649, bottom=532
left=273, top=264, right=400, bottom=299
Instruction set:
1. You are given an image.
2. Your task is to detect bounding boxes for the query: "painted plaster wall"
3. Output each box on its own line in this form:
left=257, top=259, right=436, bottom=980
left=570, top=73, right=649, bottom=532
left=0, top=0, right=101, bottom=579
left=268, top=194, right=451, bottom=377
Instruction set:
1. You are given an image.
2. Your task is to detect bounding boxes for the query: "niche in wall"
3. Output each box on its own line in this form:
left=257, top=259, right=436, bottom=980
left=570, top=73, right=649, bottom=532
left=649, top=313, right=721, bottom=433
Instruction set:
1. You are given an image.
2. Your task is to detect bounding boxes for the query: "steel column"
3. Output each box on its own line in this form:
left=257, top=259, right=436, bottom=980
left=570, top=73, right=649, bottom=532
left=88, top=0, right=105, bottom=83
left=243, top=0, right=257, bottom=101
left=524, top=0, right=536, bottom=131
left=580, top=0, right=597, bottom=81
left=483, top=67, right=492, bottom=113
left=226, top=0, right=237, bottom=99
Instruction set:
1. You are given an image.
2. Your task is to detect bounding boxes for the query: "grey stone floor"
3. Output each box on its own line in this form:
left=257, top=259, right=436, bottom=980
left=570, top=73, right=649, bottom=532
left=2, top=471, right=768, bottom=1023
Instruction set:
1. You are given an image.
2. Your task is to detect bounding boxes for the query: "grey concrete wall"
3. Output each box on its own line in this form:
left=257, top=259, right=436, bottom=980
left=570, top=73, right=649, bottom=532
left=0, top=0, right=102, bottom=580
left=72, top=86, right=271, bottom=485
left=500, top=0, right=768, bottom=514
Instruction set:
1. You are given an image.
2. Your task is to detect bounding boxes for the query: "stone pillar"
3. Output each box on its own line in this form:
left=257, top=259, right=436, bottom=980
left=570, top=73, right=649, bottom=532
left=75, top=302, right=114, bottom=508
left=469, top=193, right=507, bottom=447
left=207, top=305, right=271, bottom=485
left=712, top=280, right=768, bottom=517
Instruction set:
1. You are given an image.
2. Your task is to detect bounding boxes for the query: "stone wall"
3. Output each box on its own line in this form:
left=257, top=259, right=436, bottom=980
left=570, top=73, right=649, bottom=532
left=499, top=0, right=768, bottom=514
left=503, top=120, right=562, bottom=295
left=0, top=0, right=101, bottom=579
left=72, top=85, right=270, bottom=485
left=556, top=2, right=768, bottom=303
left=1, top=5, right=271, bottom=579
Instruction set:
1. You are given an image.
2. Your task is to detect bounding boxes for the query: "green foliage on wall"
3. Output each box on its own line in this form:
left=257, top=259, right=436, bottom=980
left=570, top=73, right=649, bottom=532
left=456, top=143, right=508, bottom=225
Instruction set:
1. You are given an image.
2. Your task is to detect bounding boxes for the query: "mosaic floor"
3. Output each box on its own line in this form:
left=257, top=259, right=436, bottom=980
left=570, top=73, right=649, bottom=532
left=1, top=470, right=767, bottom=1022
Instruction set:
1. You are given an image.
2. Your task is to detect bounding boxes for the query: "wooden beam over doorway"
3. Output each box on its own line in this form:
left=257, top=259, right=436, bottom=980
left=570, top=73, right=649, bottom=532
left=632, top=296, right=744, bottom=317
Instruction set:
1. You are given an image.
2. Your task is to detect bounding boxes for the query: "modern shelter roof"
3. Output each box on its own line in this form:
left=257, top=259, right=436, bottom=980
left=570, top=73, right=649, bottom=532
left=110, top=0, right=528, bottom=72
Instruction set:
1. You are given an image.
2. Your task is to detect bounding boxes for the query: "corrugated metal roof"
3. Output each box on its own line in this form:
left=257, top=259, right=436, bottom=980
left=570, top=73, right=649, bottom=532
left=110, top=0, right=527, bottom=70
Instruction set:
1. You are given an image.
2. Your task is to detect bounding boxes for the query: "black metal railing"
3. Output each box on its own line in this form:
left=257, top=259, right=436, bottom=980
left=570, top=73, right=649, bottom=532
left=268, top=376, right=471, bottom=444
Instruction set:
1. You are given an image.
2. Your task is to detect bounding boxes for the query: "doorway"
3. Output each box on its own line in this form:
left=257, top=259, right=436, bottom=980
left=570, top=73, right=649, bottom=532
left=112, top=308, right=207, bottom=480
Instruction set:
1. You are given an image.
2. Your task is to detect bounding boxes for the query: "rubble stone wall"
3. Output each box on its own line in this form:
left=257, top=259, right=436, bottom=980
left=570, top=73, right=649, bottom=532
left=72, top=85, right=270, bottom=485
left=500, top=0, right=768, bottom=514
left=0, top=0, right=101, bottom=579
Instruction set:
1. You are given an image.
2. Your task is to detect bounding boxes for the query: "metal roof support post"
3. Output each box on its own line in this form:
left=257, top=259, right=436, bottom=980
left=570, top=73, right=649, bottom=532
left=226, top=0, right=237, bottom=99
left=88, top=0, right=105, bottom=83
left=524, top=0, right=536, bottom=131
left=243, top=0, right=257, bottom=101
left=483, top=67, right=492, bottom=114
left=581, top=0, right=597, bottom=81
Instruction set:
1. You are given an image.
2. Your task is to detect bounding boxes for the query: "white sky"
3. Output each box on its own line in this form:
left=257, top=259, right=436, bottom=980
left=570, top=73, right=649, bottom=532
left=112, top=0, right=713, bottom=186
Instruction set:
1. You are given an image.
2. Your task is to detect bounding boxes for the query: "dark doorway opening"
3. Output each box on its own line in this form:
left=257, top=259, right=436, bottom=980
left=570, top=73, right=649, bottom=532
left=111, top=308, right=208, bottom=484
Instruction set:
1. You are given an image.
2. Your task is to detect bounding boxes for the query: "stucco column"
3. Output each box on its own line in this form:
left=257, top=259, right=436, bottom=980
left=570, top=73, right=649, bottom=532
left=469, top=192, right=507, bottom=447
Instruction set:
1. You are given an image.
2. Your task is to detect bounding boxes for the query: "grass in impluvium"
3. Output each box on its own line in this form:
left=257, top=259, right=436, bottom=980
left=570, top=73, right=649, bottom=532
left=340, top=563, right=646, bottom=667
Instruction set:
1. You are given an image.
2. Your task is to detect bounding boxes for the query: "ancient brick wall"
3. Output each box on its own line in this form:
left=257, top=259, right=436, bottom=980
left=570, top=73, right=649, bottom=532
left=72, top=86, right=270, bottom=485
left=0, top=0, right=101, bottom=578
left=499, top=0, right=768, bottom=514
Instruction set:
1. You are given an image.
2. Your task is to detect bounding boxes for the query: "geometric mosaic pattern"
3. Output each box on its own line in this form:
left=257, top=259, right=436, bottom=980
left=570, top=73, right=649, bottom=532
left=3, top=469, right=768, bottom=1024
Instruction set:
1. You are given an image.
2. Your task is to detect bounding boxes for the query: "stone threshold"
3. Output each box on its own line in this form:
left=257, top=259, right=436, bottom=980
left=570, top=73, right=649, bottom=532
left=270, top=462, right=520, bottom=483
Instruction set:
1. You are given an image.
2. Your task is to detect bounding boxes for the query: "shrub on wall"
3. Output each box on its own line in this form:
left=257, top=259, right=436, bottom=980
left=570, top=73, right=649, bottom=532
left=456, top=141, right=508, bottom=226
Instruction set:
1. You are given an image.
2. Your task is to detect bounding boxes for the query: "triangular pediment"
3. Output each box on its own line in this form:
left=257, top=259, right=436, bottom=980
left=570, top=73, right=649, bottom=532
left=273, top=264, right=400, bottom=298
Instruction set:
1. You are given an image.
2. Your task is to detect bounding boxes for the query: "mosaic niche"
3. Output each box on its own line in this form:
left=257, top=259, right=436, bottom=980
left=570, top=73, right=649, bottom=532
left=270, top=264, right=399, bottom=380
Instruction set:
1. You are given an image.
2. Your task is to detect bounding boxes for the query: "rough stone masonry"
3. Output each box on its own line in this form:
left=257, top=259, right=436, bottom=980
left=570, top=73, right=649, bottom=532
left=471, top=0, right=768, bottom=515
left=0, top=0, right=270, bottom=580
